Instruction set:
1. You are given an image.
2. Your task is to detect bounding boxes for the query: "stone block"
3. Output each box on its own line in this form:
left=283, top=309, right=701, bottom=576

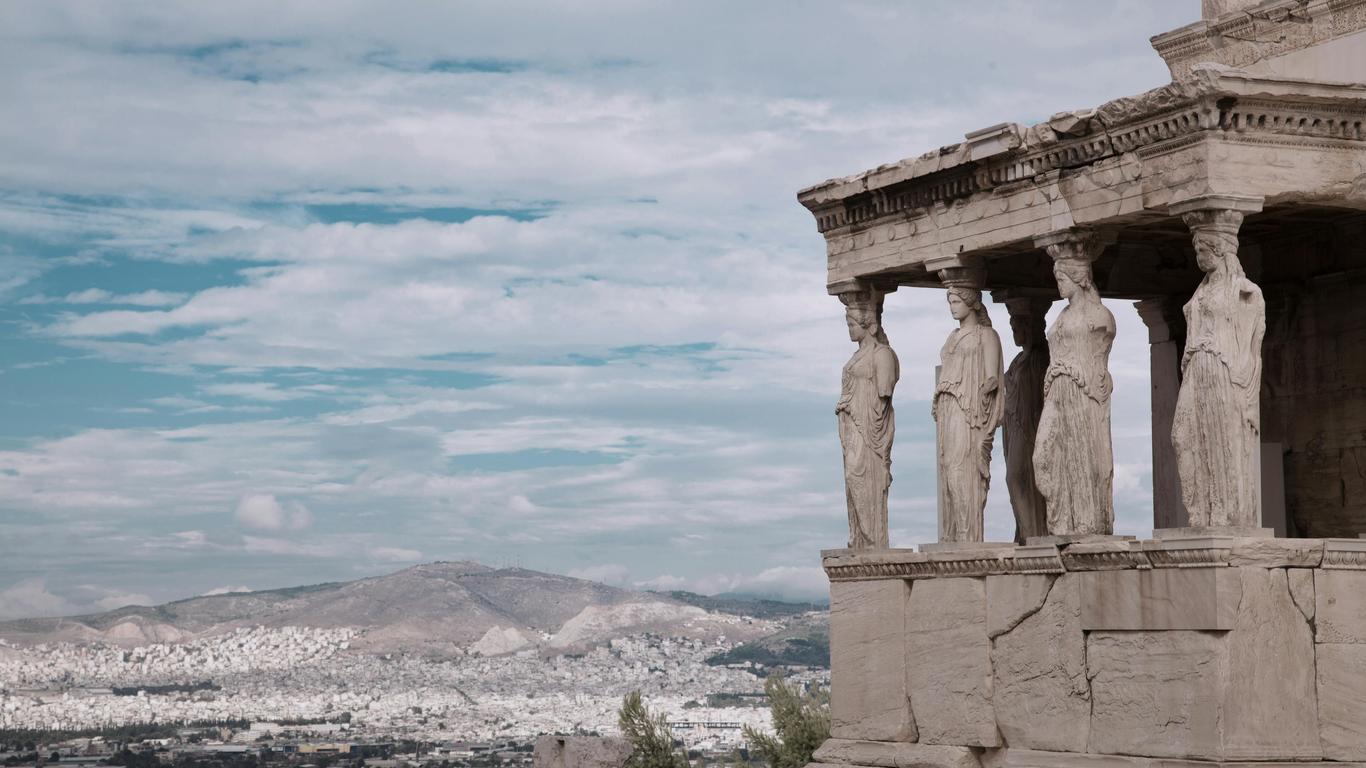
left=1288, top=567, right=1315, bottom=622
left=1220, top=568, right=1320, bottom=760
left=1317, top=643, right=1366, bottom=761
left=1315, top=569, right=1366, bottom=643
left=1087, top=631, right=1227, bottom=759
left=1079, top=567, right=1241, bottom=630
left=1227, top=537, right=1324, bottom=567
left=533, top=736, right=630, bottom=768
left=991, top=574, right=1089, bottom=752
left=829, top=580, right=917, bottom=741
left=907, top=577, right=1001, bottom=747
left=811, top=739, right=981, bottom=768
left=985, top=574, right=1054, bottom=639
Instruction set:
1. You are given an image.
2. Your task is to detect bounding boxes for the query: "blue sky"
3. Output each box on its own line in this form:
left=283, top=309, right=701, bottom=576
left=0, top=1, right=1196, bottom=617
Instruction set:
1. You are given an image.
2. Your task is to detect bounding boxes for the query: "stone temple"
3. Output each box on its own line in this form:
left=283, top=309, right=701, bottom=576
left=801, top=1, right=1366, bottom=766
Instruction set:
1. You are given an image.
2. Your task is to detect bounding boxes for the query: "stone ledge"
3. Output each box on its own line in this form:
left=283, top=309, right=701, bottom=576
left=810, top=739, right=981, bottom=768
left=982, top=747, right=1366, bottom=768
left=823, top=538, right=1347, bottom=582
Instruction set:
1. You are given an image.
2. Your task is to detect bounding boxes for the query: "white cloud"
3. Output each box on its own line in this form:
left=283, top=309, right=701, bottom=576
left=202, top=585, right=252, bottom=596
left=371, top=546, right=422, bottom=562
left=0, top=579, right=76, bottom=620
left=234, top=494, right=312, bottom=531
left=20, top=289, right=187, bottom=307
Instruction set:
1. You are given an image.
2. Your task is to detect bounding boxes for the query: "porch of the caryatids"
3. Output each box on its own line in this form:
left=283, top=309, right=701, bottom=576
left=835, top=281, right=900, bottom=549
left=993, top=292, right=1052, bottom=543
left=1168, top=195, right=1266, bottom=530
left=1033, top=229, right=1118, bottom=537
left=930, top=260, right=1003, bottom=543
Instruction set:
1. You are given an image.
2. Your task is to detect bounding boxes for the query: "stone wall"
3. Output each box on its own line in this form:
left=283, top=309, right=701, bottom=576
left=815, top=539, right=1366, bottom=768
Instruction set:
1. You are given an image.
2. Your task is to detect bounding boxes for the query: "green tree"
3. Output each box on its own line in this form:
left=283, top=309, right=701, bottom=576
left=617, top=691, right=688, bottom=768
left=743, top=675, right=830, bottom=768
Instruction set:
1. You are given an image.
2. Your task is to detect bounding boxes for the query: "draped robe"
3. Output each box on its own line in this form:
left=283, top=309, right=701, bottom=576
left=1033, top=300, right=1116, bottom=535
left=1004, top=343, right=1049, bottom=542
left=933, top=325, right=1004, bottom=542
left=838, top=338, right=899, bottom=548
left=1172, top=273, right=1265, bottom=527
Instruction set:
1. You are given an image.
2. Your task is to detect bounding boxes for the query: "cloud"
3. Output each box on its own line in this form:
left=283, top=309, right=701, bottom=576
left=0, top=579, right=76, bottom=620
left=234, top=494, right=312, bottom=531
left=20, top=289, right=187, bottom=307
left=202, top=585, right=252, bottom=596
left=636, top=566, right=828, bottom=602
left=371, top=546, right=422, bottom=562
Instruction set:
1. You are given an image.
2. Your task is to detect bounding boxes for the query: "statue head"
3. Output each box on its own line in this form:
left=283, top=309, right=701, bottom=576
left=1052, top=258, right=1095, bottom=302
left=840, top=288, right=885, bottom=343
left=1184, top=209, right=1245, bottom=275
left=946, top=286, right=990, bottom=327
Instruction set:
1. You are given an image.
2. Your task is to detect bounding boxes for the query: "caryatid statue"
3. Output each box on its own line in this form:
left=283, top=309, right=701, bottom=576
left=1033, top=232, right=1117, bottom=536
left=836, top=286, right=900, bottom=549
left=998, top=295, right=1051, bottom=543
left=933, top=269, right=1003, bottom=543
left=1172, top=205, right=1266, bottom=528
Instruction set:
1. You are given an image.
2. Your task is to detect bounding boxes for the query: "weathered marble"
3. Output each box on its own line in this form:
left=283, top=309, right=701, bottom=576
left=1227, top=537, right=1324, bottom=568
left=991, top=574, right=1090, bottom=752
left=934, top=269, right=1003, bottom=543
left=985, top=574, right=1054, bottom=639
left=1171, top=199, right=1266, bottom=529
left=999, top=296, right=1051, bottom=543
left=1317, top=644, right=1366, bottom=761
left=1033, top=231, right=1115, bottom=537
left=1079, top=567, right=1241, bottom=631
left=1087, top=631, right=1227, bottom=759
left=1220, top=568, right=1319, bottom=760
left=1315, top=569, right=1366, bottom=643
left=906, top=577, right=1000, bottom=747
left=532, top=736, right=630, bottom=768
left=812, top=740, right=982, bottom=768
left=828, top=580, right=916, bottom=741
left=837, top=286, right=899, bottom=549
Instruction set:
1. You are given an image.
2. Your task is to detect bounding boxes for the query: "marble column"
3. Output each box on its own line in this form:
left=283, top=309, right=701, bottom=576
left=1168, top=195, right=1266, bottom=530
left=930, top=263, right=1003, bottom=543
left=993, top=292, right=1052, bottom=543
left=1033, top=229, right=1117, bottom=537
left=1135, top=298, right=1189, bottom=531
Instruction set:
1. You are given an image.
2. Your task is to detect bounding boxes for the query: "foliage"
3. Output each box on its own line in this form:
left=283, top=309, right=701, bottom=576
left=743, top=675, right=829, bottom=768
left=705, top=635, right=829, bottom=670
left=618, top=691, right=689, bottom=768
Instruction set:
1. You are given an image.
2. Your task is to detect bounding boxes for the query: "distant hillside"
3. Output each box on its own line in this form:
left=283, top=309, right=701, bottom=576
left=659, top=590, right=826, bottom=619
left=0, top=562, right=808, bottom=658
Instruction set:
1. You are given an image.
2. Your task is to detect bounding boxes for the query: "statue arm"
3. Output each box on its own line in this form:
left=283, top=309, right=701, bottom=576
left=874, top=347, right=899, bottom=399
left=978, top=331, right=1003, bottom=428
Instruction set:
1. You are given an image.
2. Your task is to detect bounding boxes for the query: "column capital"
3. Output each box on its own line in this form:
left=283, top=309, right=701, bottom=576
left=828, top=277, right=899, bottom=298
left=924, top=253, right=985, bottom=284
left=1167, top=194, right=1263, bottom=217
left=1134, top=297, right=1187, bottom=344
left=1033, top=228, right=1117, bottom=262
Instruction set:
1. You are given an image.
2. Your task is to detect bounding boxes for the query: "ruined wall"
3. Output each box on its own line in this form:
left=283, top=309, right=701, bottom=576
left=1260, top=219, right=1366, bottom=537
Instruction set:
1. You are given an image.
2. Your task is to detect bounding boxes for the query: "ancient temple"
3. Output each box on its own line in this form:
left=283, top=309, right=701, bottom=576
left=801, top=1, right=1366, bottom=766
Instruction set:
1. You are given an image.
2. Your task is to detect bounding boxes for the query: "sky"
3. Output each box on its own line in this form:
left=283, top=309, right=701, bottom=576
left=0, top=0, right=1199, bottom=617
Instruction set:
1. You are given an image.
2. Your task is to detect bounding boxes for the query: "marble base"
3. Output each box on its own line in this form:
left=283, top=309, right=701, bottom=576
left=1153, top=526, right=1273, bottom=539
left=920, top=541, right=1016, bottom=553
left=809, top=742, right=1366, bottom=768
left=1026, top=534, right=1136, bottom=546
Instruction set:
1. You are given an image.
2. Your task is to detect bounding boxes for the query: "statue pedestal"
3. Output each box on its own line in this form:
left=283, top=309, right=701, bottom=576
left=919, top=541, right=1016, bottom=553
left=1153, top=526, right=1273, bottom=539
left=820, top=538, right=1366, bottom=766
left=1025, top=534, right=1135, bottom=546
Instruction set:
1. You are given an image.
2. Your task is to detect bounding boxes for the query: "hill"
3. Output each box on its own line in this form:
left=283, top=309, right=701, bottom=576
left=0, top=562, right=799, bottom=658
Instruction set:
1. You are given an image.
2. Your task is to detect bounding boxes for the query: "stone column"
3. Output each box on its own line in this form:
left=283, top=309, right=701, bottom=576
left=1168, top=194, right=1267, bottom=532
left=926, top=259, right=1003, bottom=543
left=992, top=291, right=1052, bottom=543
left=1135, top=298, right=1189, bottom=531
left=1033, top=229, right=1118, bottom=538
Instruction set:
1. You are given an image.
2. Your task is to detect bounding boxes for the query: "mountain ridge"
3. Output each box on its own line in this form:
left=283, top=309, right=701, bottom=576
left=0, top=561, right=819, bottom=658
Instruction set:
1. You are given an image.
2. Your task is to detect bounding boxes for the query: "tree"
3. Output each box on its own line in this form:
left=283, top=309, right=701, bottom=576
left=617, top=691, right=688, bottom=768
left=743, top=675, right=830, bottom=768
